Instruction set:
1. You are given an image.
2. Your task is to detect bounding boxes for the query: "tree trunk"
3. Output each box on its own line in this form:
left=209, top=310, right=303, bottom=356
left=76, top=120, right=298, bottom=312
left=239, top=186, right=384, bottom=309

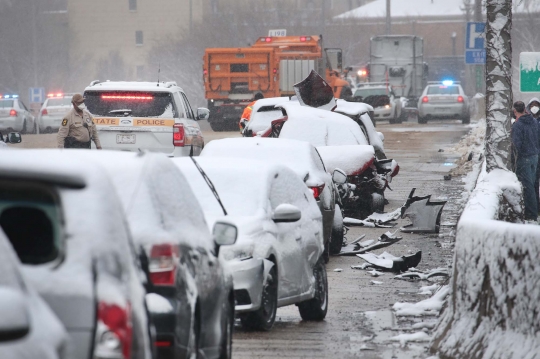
left=485, top=0, right=513, bottom=172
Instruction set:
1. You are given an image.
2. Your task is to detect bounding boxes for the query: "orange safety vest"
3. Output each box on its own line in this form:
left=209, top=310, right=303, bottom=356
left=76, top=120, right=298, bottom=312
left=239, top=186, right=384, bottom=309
left=239, top=101, right=256, bottom=130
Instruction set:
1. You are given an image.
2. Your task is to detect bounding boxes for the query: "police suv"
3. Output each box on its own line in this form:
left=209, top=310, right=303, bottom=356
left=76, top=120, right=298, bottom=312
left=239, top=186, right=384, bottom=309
left=84, top=81, right=208, bottom=156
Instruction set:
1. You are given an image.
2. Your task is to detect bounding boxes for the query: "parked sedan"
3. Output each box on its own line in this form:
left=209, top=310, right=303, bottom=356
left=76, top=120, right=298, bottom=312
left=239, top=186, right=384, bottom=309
left=89, top=151, right=237, bottom=359
left=174, top=157, right=328, bottom=331
left=37, top=95, right=74, bottom=133
left=201, top=137, right=342, bottom=258
left=242, top=97, right=290, bottom=137
left=0, top=150, right=154, bottom=359
left=0, top=96, right=36, bottom=134
left=417, top=81, right=470, bottom=124
left=0, top=229, right=67, bottom=359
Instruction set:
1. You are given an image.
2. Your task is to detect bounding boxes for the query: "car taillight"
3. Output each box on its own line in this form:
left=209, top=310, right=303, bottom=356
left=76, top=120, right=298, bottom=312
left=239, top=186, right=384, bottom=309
left=310, top=184, right=325, bottom=200
left=457, top=96, right=464, bottom=103
left=173, top=124, right=185, bottom=147
left=422, top=96, right=429, bottom=103
left=41, top=108, right=48, bottom=116
left=95, top=302, right=132, bottom=359
left=149, top=244, right=178, bottom=286
left=9, top=109, right=17, bottom=116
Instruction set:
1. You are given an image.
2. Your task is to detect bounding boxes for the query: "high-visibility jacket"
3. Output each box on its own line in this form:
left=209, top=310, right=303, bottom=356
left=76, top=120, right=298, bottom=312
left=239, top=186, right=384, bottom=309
left=239, top=101, right=256, bottom=130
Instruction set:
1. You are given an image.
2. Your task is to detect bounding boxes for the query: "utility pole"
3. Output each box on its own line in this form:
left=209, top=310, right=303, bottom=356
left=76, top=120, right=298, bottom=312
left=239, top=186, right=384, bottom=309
left=484, top=0, right=512, bottom=172
left=474, top=0, right=482, bottom=21
left=32, top=1, right=38, bottom=87
left=385, top=0, right=391, bottom=35
left=189, top=0, right=193, bottom=35
left=321, top=0, right=326, bottom=38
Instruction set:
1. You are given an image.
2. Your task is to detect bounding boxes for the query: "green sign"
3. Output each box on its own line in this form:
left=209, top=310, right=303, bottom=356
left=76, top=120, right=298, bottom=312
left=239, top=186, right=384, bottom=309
left=520, top=52, right=540, bottom=92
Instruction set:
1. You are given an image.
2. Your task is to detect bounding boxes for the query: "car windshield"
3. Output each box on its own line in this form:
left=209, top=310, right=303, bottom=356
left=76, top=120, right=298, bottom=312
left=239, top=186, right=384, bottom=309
left=427, top=86, right=460, bottom=95
left=0, top=100, right=14, bottom=108
left=0, top=181, right=63, bottom=265
left=354, top=88, right=388, bottom=98
left=85, top=91, right=177, bottom=118
left=46, top=98, right=72, bottom=107
left=250, top=106, right=284, bottom=130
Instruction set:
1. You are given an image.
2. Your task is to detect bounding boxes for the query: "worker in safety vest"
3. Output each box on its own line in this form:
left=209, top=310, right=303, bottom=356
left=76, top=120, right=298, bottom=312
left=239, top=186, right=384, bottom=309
left=239, top=92, right=264, bottom=132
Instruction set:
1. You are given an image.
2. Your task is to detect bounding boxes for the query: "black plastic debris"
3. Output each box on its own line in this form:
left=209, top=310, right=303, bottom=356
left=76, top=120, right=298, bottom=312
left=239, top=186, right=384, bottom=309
left=293, top=70, right=336, bottom=111
left=356, top=251, right=422, bottom=272
left=339, top=231, right=402, bottom=256
left=443, top=174, right=452, bottom=181
left=400, top=188, right=447, bottom=233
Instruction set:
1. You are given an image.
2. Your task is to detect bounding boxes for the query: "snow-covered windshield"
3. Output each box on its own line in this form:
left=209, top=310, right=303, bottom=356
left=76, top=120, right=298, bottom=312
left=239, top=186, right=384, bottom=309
left=85, top=91, right=176, bottom=118
left=354, top=88, right=388, bottom=97
left=46, top=98, right=72, bottom=107
left=427, top=86, right=459, bottom=95
left=250, top=106, right=284, bottom=131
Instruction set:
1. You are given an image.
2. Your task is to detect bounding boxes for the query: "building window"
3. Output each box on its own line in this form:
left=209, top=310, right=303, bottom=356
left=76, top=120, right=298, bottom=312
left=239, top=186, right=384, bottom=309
left=129, top=0, right=137, bottom=11
left=135, top=31, right=143, bottom=46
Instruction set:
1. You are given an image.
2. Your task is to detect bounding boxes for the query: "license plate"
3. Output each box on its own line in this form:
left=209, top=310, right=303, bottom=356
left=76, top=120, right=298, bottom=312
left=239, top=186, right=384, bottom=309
left=435, top=107, right=452, bottom=111
left=116, top=134, right=136, bottom=144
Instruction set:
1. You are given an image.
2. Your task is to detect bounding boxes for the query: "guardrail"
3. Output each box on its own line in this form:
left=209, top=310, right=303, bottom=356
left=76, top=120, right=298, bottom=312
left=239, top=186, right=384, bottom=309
left=431, top=165, right=540, bottom=359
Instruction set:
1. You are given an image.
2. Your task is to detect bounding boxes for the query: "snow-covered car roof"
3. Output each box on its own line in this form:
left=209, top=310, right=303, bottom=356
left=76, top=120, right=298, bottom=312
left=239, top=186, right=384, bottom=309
left=247, top=97, right=291, bottom=133
left=85, top=81, right=183, bottom=93
left=316, top=145, right=375, bottom=176
left=74, top=151, right=213, bottom=250
left=252, top=97, right=290, bottom=111
left=277, top=102, right=369, bottom=147
left=201, top=137, right=330, bottom=186
left=334, top=99, right=373, bottom=116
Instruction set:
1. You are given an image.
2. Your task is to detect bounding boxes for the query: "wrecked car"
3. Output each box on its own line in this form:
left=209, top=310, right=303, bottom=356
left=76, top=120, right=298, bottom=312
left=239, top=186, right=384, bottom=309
left=174, top=157, right=328, bottom=331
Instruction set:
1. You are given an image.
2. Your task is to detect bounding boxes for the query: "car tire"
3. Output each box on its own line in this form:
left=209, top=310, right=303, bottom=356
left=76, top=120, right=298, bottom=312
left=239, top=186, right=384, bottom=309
left=240, top=266, right=277, bottom=331
left=418, top=115, right=428, bottom=124
left=209, top=121, right=223, bottom=132
left=461, top=115, right=470, bottom=124
left=32, top=122, right=37, bottom=134
left=21, top=120, right=27, bottom=134
left=219, top=296, right=234, bottom=359
left=330, top=205, right=344, bottom=255
left=371, top=192, right=385, bottom=214
left=298, top=258, right=328, bottom=321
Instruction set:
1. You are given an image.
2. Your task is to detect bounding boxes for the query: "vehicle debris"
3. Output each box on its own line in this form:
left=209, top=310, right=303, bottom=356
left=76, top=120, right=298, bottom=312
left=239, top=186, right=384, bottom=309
left=356, top=250, right=422, bottom=272
left=339, top=231, right=402, bottom=256
left=351, top=263, right=372, bottom=270
left=367, top=269, right=384, bottom=277
left=293, top=70, right=336, bottom=111
left=365, top=207, right=401, bottom=224
left=370, top=280, right=383, bottom=285
left=394, top=268, right=449, bottom=281
left=400, top=188, right=447, bottom=233
left=334, top=268, right=343, bottom=272
left=444, top=174, right=452, bottom=181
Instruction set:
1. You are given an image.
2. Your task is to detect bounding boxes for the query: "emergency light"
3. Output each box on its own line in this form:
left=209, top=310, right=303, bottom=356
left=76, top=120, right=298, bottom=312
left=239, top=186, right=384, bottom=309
left=442, top=80, right=454, bottom=86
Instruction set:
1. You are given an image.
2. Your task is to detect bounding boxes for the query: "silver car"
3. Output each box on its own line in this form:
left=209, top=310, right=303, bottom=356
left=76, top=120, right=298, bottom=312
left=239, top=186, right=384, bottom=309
left=353, top=84, right=403, bottom=124
left=37, top=95, right=74, bottom=133
left=0, top=96, right=36, bottom=134
left=417, top=81, right=470, bottom=124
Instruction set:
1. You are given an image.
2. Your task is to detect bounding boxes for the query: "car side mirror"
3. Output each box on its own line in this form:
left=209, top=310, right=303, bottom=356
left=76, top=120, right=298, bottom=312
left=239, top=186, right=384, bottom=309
left=0, top=287, right=30, bottom=342
left=272, top=204, right=301, bottom=223
left=7, top=132, right=22, bottom=144
left=332, top=169, right=347, bottom=185
left=197, top=108, right=210, bottom=121
left=213, top=222, right=238, bottom=256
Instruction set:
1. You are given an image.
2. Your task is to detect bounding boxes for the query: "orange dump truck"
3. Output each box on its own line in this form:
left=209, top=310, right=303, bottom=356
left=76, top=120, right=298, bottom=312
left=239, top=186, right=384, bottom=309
left=203, top=35, right=351, bottom=131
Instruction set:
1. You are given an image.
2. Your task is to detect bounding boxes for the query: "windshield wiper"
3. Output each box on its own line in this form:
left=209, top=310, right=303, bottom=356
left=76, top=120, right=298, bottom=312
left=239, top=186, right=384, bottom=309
left=189, top=157, right=228, bottom=216
left=108, top=109, right=133, bottom=117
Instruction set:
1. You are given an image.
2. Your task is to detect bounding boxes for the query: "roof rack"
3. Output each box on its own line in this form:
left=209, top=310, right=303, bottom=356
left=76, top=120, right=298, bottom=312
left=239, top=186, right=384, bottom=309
left=89, top=80, right=101, bottom=86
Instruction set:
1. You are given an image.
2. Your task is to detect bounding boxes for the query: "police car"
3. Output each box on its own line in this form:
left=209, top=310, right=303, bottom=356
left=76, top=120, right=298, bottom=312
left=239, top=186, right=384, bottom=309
left=417, top=80, right=470, bottom=124
left=37, top=93, right=75, bottom=133
left=0, top=94, right=36, bottom=134
left=84, top=81, right=208, bottom=156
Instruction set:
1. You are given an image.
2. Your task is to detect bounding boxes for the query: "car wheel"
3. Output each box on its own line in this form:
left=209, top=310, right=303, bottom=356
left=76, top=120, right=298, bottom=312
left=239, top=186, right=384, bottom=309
left=461, top=115, right=470, bottom=124
left=240, top=266, right=277, bottom=331
left=209, top=121, right=223, bottom=132
left=21, top=120, right=27, bottom=134
left=298, top=258, right=328, bottom=321
left=186, top=309, right=200, bottom=359
left=371, top=192, right=385, bottom=214
left=329, top=205, right=344, bottom=255
left=389, top=117, right=396, bottom=124
left=32, top=122, right=37, bottom=134
left=219, top=297, right=234, bottom=359
left=323, top=241, right=330, bottom=263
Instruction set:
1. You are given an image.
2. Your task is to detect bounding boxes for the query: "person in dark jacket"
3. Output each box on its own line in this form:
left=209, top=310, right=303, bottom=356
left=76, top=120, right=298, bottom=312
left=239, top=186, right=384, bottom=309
left=512, top=101, right=540, bottom=221
left=526, top=97, right=540, bottom=212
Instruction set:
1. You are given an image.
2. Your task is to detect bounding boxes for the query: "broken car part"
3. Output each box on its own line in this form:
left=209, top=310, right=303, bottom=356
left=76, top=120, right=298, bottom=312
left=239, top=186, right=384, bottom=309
left=356, top=251, right=422, bottom=272
left=400, top=188, right=446, bottom=233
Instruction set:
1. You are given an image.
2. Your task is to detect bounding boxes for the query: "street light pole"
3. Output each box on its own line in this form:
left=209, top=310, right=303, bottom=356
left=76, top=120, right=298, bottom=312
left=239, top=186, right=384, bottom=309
left=386, top=0, right=391, bottom=35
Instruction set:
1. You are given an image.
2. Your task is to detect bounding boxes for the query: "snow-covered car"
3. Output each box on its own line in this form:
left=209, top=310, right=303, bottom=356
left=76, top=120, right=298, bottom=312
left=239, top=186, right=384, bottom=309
left=0, top=150, right=154, bottom=359
left=242, top=97, right=290, bottom=137
left=352, top=83, right=403, bottom=124
left=263, top=103, right=399, bottom=218
left=37, top=94, right=75, bottom=133
left=174, top=157, right=328, bottom=331
left=87, top=151, right=236, bottom=359
left=0, top=229, right=67, bottom=359
left=417, top=81, right=470, bottom=124
left=201, top=137, right=342, bottom=258
left=0, top=95, right=36, bottom=134
left=84, top=81, right=208, bottom=156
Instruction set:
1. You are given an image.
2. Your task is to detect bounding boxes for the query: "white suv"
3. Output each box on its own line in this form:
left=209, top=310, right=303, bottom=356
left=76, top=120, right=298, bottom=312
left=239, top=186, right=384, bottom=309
left=84, top=81, right=209, bottom=156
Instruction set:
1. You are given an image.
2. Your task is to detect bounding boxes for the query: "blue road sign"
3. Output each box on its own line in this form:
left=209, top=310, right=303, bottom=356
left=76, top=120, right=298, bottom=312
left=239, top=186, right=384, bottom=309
left=29, top=87, right=45, bottom=103
left=465, top=22, right=486, bottom=65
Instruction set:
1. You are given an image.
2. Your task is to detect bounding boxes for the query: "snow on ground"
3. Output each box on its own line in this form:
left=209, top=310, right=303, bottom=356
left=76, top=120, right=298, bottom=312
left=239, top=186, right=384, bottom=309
left=393, top=286, right=449, bottom=317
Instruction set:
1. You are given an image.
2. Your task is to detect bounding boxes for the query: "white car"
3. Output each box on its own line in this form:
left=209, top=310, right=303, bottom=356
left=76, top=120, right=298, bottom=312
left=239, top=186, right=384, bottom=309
left=84, top=81, right=209, bottom=156
left=37, top=94, right=74, bottom=133
left=353, top=84, right=403, bottom=124
left=201, top=137, right=342, bottom=258
left=174, top=157, right=327, bottom=331
left=242, top=97, right=290, bottom=136
left=417, top=81, right=470, bottom=124
left=0, top=95, right=36, bottom=134
left=0, top=229, right=67, bottom=359
left=0, top=150, right=154, bottom=359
